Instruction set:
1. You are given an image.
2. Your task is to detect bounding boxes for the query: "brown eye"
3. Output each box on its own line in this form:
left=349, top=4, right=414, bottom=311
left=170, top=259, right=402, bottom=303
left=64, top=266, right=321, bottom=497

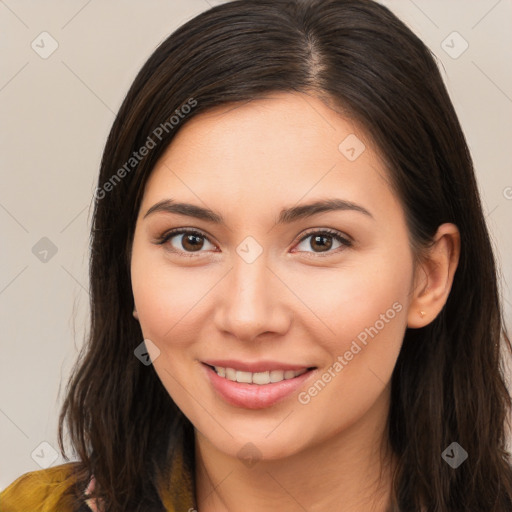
left=159, top=229, right=216, bottom=256
left=295, top=229, right=352, bottom=255
left=181, top=233, right=205, bottom=252
left=310, top=234, right=333, bottom=252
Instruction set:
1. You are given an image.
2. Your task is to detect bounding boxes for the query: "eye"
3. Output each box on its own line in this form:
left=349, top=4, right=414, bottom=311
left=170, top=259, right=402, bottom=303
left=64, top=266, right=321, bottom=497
left=156, top=228, right=216, bottom=257
left=293, top=229, right=352, bottom=256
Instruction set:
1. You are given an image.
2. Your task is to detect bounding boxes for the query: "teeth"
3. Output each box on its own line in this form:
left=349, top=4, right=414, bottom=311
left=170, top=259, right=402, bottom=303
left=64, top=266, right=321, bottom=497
left=236, top=370, right=252, bottom=383
left=270, top=370, right=284, bottom=382
left=253, top=371, right=270, bottom=385
left=213, top=366, right=308, bottom=385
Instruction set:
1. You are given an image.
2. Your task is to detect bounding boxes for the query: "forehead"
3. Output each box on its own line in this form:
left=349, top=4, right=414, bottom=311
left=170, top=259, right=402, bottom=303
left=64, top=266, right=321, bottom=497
left=140, top=92, right=398, bottom=224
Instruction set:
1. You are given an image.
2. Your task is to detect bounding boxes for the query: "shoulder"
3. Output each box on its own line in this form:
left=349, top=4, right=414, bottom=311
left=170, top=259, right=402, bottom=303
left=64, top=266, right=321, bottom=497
left=0, top=462, right=88, bottom=512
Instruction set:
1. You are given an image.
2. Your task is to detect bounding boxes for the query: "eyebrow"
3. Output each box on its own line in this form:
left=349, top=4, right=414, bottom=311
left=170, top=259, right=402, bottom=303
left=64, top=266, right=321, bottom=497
left=143, top=198, right=373, bottom=224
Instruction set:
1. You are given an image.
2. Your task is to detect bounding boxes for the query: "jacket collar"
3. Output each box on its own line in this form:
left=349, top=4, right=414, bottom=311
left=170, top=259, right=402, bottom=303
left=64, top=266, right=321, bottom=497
left=85, top=425, right=197, bottom=511
left=157, top=426, right=197, bottom=511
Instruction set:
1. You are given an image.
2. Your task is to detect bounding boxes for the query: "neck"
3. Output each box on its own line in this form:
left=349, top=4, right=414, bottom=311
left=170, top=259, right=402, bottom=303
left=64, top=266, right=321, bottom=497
left=194, top=390, right=397, bottom=512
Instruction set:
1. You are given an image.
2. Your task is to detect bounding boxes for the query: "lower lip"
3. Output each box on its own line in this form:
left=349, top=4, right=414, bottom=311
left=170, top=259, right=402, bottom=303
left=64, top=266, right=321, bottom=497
left=202, top=363, right=316, bottom=409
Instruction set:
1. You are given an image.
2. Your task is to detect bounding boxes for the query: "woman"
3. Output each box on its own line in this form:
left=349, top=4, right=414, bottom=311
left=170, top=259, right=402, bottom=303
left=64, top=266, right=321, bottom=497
left=2, top=0, right=511, bottom=510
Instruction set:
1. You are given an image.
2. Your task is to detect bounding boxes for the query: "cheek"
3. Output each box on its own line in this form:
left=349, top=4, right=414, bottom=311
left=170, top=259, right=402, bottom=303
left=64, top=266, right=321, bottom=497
left=297, top=249, right=412, bottom=415
left=131, top=240, right=212, bottom=342
left=300, top=257, right=411, bottom=425
left=298, top=273, right=409, bottom=434
left=294, top=246, right=412, bottom=355
left=337, top=267, right=410, bottom=349
left=130, top=241, right=207, bottom=412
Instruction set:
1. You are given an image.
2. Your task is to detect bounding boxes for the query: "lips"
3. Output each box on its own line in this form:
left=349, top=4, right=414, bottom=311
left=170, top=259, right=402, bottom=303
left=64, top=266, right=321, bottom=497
left=201, top=360, right=317, bottom=409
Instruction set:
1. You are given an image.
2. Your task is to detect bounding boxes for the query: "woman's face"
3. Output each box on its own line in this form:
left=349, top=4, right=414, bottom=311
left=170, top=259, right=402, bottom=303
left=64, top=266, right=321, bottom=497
left=130, top=92, right=415, bottom=460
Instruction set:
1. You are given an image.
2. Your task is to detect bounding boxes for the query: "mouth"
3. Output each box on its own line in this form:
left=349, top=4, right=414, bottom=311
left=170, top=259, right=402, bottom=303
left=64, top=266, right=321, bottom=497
left=201, top=362, right=317, bottom=409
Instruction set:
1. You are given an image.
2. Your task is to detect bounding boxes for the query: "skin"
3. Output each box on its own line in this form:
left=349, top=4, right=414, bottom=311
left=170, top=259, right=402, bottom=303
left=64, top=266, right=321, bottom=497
left=130, top=91, right=460, bottom=511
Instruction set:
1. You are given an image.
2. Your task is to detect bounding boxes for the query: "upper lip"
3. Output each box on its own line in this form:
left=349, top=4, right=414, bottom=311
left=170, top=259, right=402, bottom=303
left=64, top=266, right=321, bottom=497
left=202, top=359, right=315, bottom=373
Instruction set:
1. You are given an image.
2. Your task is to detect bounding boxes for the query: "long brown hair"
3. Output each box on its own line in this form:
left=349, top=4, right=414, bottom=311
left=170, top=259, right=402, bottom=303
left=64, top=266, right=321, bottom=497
left=57, top=0, right=512, bottom=510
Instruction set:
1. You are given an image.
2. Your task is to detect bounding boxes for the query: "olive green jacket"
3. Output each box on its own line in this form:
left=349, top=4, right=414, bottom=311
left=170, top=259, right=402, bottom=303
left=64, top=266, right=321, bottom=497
left=0, top=441, right=196, bottom=511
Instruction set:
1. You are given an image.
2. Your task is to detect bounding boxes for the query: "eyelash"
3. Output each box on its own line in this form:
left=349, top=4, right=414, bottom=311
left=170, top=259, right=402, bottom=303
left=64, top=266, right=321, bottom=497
left=155, top=227, right=353, bottom=258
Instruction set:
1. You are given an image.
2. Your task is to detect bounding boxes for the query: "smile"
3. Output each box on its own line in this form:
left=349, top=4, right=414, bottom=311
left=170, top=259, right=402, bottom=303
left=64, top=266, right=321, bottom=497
left=201, top=362, right=317, bottom=409
left=208, top=365, right=309, bottom=385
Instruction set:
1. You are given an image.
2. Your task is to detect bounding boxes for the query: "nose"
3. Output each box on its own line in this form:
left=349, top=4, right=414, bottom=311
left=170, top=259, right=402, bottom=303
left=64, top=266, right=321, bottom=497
left=213, top=252, right=292, bottom=343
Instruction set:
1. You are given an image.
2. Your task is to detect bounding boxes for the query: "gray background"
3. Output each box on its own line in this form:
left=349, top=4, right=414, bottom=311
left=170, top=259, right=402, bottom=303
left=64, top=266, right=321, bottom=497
left=1, top=0, right=511, bottom=490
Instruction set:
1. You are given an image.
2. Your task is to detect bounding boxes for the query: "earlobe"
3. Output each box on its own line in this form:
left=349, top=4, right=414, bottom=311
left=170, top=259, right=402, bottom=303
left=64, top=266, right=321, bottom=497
left=133, top=308, right=139, bottom=321
left=407, top=223, right=460, bottom=329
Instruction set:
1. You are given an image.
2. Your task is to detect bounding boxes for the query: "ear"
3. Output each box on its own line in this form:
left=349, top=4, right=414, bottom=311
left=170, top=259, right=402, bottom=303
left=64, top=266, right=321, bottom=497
left=133, top=306, right=139, bottom=321
left=407, top=223, right=460, bottom=328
